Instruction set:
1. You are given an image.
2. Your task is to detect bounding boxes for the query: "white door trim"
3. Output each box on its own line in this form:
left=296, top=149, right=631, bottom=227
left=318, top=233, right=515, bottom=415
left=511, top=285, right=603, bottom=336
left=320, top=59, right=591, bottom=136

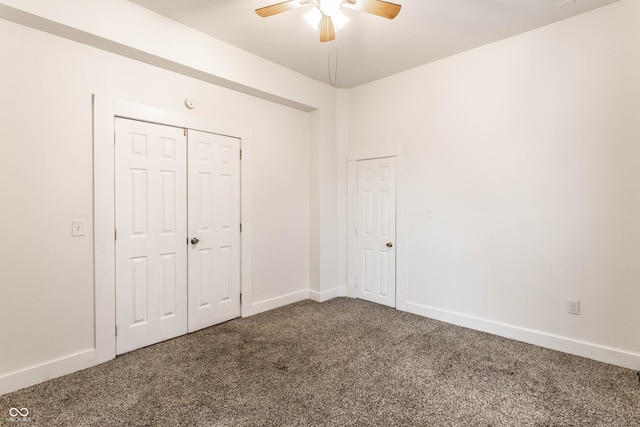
left=347, top=146, right=407, bottom=311
left=93, top=94, right=253, bottom=364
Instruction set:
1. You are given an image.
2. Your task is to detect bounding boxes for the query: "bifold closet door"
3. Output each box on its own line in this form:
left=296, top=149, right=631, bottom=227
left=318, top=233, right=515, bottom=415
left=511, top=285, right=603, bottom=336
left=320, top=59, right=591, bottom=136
left=187, top=130, right=241, bottom=332
left=115, top=118, right=188, bottom=355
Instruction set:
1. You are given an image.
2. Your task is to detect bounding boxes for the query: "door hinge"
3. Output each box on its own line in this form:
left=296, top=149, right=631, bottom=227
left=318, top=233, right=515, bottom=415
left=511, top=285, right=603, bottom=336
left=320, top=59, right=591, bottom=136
left=240, top=223, right=243, bottom=233
left=240, top=149, right=242, bottom=160
left=184, top=128, right=187, bottom=137
left=115, top=229, right=117, bottom=240
left=240, top=293, right=242, bottom=304
left=115, top=326, right=118, bottom=337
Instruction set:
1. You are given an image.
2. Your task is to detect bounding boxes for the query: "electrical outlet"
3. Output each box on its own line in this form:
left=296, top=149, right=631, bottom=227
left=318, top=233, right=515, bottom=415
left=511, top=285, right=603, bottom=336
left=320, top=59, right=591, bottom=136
left=566, top=299, right=580, bottom=315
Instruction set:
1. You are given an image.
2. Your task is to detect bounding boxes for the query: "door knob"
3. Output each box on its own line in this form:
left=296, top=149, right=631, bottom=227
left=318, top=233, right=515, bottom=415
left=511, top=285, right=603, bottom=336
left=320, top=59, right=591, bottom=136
left=386, top=242, right=393, bottom=248
left=190, top=237, right=200, bottom=245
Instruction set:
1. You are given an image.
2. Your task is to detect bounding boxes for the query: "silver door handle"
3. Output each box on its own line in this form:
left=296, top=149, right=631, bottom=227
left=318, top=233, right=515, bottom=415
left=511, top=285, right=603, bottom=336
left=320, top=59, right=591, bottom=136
left=190, top=237, right=200, bottom=245
left=386, top=242, right=393, bottom=248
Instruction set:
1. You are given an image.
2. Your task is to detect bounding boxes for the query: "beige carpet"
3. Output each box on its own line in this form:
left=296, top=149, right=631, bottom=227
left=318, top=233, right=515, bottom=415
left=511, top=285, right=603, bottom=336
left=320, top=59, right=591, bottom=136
left=1, top=298, right=639, bottom=426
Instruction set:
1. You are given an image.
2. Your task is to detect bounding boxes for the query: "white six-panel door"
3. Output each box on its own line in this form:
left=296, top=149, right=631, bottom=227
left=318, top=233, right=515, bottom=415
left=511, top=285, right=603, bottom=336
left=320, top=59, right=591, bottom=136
left=187, top=130, right=241, bottom=332
left=115, top=118, right=188, bottom=355
left=356, top=157, right=396, bottom=308
left=115, top=119, right=241, bottom=354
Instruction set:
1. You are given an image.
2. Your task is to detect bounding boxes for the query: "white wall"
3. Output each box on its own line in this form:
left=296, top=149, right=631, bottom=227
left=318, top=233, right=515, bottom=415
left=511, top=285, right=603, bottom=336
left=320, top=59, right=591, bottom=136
left=0, top=14, right=314, bottom=389
left=348, top=0, right=640, bottom=368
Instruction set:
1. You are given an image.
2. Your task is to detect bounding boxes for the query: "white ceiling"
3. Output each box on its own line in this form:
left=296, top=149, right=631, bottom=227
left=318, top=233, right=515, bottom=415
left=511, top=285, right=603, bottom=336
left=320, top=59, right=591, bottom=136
left=129, top=0, right=619, bottom=88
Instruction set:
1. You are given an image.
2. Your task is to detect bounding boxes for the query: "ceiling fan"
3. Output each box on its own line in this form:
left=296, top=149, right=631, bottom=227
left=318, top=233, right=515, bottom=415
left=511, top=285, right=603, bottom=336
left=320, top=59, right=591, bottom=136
left=256, top=0, right=402, bottom=42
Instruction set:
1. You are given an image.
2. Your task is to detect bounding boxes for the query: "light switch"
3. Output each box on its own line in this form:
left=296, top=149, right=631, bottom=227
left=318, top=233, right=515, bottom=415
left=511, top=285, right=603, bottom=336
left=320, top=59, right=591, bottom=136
left=72, top=219, right=86, bottom=237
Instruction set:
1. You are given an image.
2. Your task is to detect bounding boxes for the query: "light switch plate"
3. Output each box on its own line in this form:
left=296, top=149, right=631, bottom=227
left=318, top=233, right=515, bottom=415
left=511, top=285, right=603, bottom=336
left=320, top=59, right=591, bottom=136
left=72, top=219, right=86, bottom=237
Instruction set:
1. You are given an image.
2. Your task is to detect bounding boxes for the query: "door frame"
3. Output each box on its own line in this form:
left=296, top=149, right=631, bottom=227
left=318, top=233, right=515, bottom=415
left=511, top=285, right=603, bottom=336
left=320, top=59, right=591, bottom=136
left=347, top=146, right=407, bottom=310
left=93, top=94, right=253, bottom=364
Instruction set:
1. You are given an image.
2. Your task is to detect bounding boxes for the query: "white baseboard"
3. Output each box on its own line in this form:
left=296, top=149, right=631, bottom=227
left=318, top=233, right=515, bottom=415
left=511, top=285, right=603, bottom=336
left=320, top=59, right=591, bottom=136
left=346, top=282, right=357, bottom=298
left=405, top=302, right=640, bottom=371
left=0, top=349, right=98, bottom=396
left=243, top=289, right=309, bottom=317
left=308, top=287, right=346, bottom=302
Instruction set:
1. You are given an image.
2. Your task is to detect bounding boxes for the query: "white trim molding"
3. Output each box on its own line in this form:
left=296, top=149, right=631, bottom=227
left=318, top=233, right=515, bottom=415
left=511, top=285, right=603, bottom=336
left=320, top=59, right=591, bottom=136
left=309, top=287, right=347, bottom=303
left=347, top=145, right=407, bottom=311
left=347, top=146, right=407, bottom=162
left=406, top=302, right=640, bottom=371
left=243, top=290, right=310, bottom=317
left=0, top=349, right=96, bottom=396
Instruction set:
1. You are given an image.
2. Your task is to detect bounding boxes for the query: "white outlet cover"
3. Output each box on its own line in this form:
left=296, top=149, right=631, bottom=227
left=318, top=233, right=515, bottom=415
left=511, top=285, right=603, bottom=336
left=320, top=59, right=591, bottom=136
left=566, top=299, right=580, bottom=315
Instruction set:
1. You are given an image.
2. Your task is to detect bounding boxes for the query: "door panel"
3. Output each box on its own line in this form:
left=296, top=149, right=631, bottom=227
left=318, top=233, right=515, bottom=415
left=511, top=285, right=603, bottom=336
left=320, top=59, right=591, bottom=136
left=115, top=118, right=188, bottom=355
left=356, top=157, right=396, bottom=307
left=188, top=130, right=241, bottom=332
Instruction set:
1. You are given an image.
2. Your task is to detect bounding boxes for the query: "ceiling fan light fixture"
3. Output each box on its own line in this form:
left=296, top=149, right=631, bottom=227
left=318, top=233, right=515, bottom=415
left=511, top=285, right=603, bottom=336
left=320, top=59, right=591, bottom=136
left=304, top=6, right=349, bottom=32
left=319, top=0, right=343, bottom=17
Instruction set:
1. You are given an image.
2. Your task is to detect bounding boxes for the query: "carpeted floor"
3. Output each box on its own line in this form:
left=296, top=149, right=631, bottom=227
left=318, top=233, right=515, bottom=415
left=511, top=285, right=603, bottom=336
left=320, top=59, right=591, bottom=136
left=1, top=298, right=639, bottom=426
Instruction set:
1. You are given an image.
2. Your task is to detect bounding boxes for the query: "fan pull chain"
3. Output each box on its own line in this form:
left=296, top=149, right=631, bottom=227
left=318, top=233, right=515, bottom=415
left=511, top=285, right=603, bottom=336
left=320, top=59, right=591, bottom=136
left=327, top=34, right=339, bottom=87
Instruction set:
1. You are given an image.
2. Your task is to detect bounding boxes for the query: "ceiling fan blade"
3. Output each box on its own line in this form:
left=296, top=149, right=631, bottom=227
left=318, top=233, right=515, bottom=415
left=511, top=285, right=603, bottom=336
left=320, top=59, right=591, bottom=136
left=256, top=0, right=305, bottom=17
left=319, top=14, right=336, bottom=42
left=343, top=0, right=401, bottom=19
